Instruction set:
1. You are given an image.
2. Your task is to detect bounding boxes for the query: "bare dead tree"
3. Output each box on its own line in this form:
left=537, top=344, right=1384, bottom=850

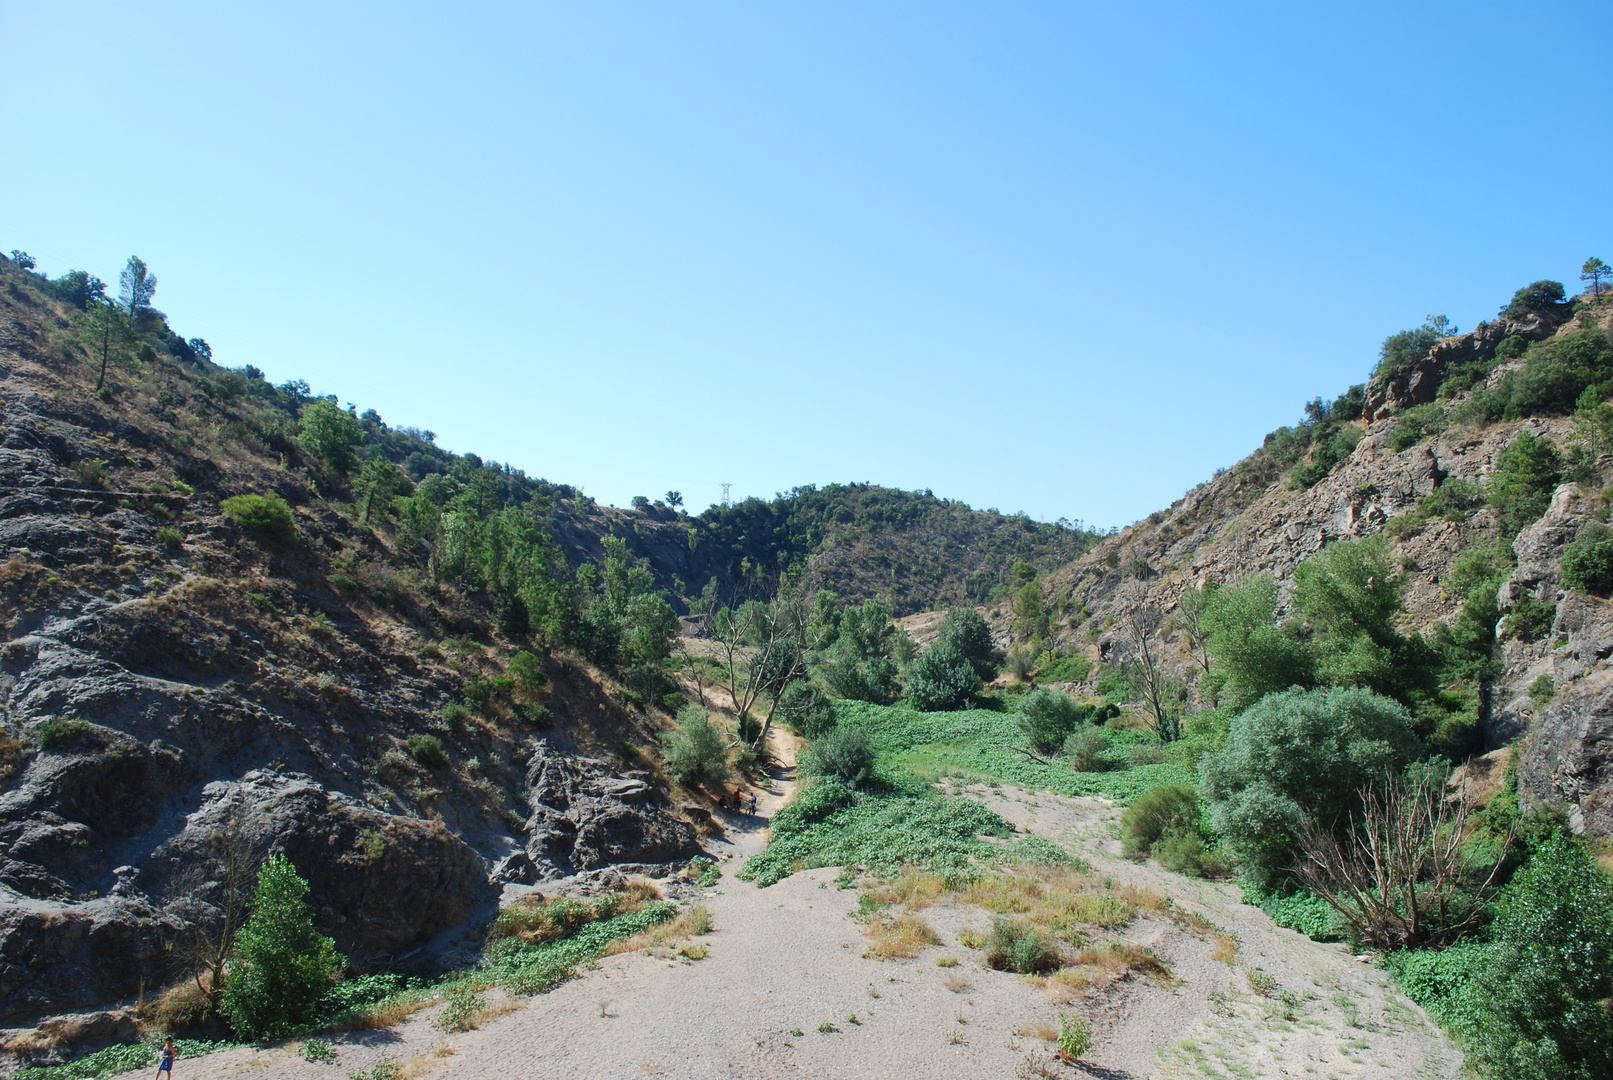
left=710, top=593, right=810, bottom=752
left=1118, top=606, right=1181, bottom=742
left=166, top=816, right=264, bottom=1001
left=1175, top=584, right=1214, bottom=678
left=1294, top=770, right=1514, bottom=950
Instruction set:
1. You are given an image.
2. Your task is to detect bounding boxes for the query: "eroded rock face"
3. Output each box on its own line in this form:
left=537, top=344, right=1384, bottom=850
left=1520, top=666, right=1613, bottom=835
left=1362, top=307, right=1571, bottom=423
left=521, top=741, right=700, bottom=878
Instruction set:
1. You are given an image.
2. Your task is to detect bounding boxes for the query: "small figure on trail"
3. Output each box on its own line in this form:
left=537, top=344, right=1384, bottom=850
left=716, top=793, right=728, bottom=811
left=733, top=788, right=743, bottom=809
left=156, top=1038, right=175, bottom=1080
left=749, top=792, right=757, bottom=814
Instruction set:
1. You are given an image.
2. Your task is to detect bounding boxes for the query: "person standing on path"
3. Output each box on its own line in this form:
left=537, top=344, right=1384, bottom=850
left=156, top=1038, right=175, bottom=1080
left=749, top=792, right=757, bottom=814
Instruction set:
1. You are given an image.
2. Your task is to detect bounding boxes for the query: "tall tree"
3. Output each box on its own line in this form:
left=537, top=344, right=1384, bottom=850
left=83, top=296, right=131, bottom=392
left=117, top=256, right=157, bottom=323
left=1583, top=256, right=1610, bottom=296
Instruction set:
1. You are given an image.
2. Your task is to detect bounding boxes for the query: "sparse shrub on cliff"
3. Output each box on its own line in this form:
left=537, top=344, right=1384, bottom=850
left=1561, top=521, right=1613, bottom=595
left=221, top=492, right=298, bottom=544
left=406, top=733, right=448, bottom=768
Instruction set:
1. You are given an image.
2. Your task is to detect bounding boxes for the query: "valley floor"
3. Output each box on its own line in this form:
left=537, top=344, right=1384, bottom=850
left=114, top=777, right=1463, bottom=1080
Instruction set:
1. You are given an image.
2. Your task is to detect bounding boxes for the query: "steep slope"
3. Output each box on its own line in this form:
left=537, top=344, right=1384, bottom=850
left=1002, top=285, right=1613, bottom=834
left=0, top=262, right=703, bottom=1021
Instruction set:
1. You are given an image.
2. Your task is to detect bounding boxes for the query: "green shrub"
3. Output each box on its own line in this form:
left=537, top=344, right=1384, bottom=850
left=803, top=725, right=878, bottom=788
left=1057, top=1013, right=1093, bottom=1061
left=778, top=680, right=838, bottom=738
left=1062, top=727, right=1110, bottom=772
left=220, top=854, right=342, bottom=1039
left=1503, top=598, right=1556, bottom=643
left=1561, top=521, right=1613, bottom=595
left=903, top=643, right=980, bottom=711
left=1500, top=279, right=1568, bottom=320
left=1424, top=476, right=1483, bottom=520
left=1036, top=651, right=1091, bottom=684
left=1389, top=403, right=1446, bottom=452
left=1464, top=832, right=1613, bottom=1080
left=1489, top=431, right=1561, bottom=539
left=660, top=707, right=730, bottom=789
left=507, top=651, right=548, bottom=690
left=439, top=702, right=471, bottom=731
left=155, top=525, right=183, bottom=549
left=69, top=458, right=108, bottom=489
left=1528, top=675, right=1556, bottom=708
left=1120, top=784, right=1198, bottom=859
left=220, top=493, right=298, bottom=544
left=517, top=702, right=552, bottom=728
left=1014, top=688, right=1088, bottom=753
left=935, top=606, right=999, bottom=680
left=1199, top=686, right=1420, bottom=883
left=983, top=915, right=1060, bottom=974
left=37, top=716, right=92, bottom=751
left=406, top=733, right=448, bottom=768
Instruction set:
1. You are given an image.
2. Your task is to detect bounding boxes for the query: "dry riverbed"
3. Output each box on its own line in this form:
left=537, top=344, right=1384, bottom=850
left=112, top=781, right=1463, bottom=1080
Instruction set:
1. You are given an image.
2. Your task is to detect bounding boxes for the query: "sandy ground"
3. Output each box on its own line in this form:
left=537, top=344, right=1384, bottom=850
left=122, top=769, right=1465, bottom=1080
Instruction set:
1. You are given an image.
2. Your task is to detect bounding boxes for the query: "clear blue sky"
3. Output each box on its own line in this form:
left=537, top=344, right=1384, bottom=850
left=4, top=3, right=1609, bottom=527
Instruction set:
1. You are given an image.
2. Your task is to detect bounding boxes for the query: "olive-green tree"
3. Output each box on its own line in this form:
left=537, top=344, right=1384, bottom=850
left=219, top=854, right=342, bottom=1039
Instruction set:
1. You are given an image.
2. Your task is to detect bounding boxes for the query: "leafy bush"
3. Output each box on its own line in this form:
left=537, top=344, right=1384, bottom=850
left=935, top=606, right=999, bottom=680
left=1389, top=403, right=1446, bottom=452
left=406, top=733, right=448, bottom=769
left=903, top=643, right=980, bottom=711
left=778, top=680, right=838, bottom=737
left=37, top=716, right=92, bottom=750
left=984, top=915, right=1061, bottom=974
left=1014, top=688, right=1088, bottom=753
left=220, top=493, right=298, bottom=544
left=1120, top=784, right=1198, bottom=859
left=659, top=707, right=730, bottom=789
left=1463, top=833, right=1613, bottom=1080
left=69, top=458, right=108, bottom=489
left=1504, top=597, right=1556, bottom=643
left=1374, top=322, right=1443, bottom=381
left=156, top=525, right=183, bottom=549
left=1036, top=651, right=1091, bottom=683
left=1062, top=727, right=1110, bottom=772
left=1489, top=433, right=1561, bottom=540
left=803, top=725, right=878, bottom=788
left=1500, top=279, right=1568, bottom=320
left=1561, top=521, right=1613, bottom=595
left=1424, top=476, right=1483, bottom=520
left=220, top=854, right=342, bottom=1039
left=1199, top=686, right=1420, bottom=883
left=1057, top=1013, right=1093, bottom=1061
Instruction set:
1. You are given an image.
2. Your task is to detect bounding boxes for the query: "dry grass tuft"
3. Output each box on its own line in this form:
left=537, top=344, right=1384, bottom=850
left=865, top=870, right=946, bottom=910
left=602, top=903, right=712, bottom=957
left=1072, top=941, right=1172, bottom=982
left=1042, top=966, right=1102, bottom=1004
left=940, top=970, right=972, bottom=993
left=1016, top=1018, right=1060, bottom=1042
left=863, top=913, right=942, bottom=959
left=337, top=995, right=436, bottom=1031
left=394, top=1043, right=457, bottom=1080
left=1211, top=932, right=1238, bottom=965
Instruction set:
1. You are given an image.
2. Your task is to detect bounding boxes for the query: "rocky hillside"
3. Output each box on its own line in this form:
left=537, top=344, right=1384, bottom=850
left=1001, top=284, right=1613, bottom=836
left=0, top=262, right=710, bottom=1021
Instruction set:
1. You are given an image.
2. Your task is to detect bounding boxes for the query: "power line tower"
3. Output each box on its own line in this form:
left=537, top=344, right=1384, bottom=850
left=720, top=483, right=731, bottom=506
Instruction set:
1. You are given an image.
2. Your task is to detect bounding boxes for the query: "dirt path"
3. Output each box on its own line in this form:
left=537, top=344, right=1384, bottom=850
left=131, top=780, right=1464, bottom=1080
